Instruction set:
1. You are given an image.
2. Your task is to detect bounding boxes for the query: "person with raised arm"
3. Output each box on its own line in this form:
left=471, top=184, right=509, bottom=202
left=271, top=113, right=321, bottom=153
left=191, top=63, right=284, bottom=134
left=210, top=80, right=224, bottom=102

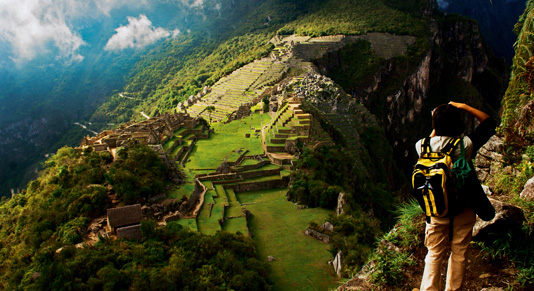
left=417, top=102, right=496, bottom=291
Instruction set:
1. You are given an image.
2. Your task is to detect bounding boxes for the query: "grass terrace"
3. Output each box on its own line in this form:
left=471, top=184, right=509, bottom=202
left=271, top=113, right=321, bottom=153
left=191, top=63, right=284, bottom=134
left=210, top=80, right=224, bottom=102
left=186, top=112, right=270, bottom=169
left=238, top=188, right=336, bottom=291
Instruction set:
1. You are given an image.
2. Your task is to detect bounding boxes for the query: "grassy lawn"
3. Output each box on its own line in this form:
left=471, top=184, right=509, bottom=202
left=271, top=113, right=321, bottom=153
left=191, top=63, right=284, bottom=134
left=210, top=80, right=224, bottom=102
left=239, top=158, right=261, bottom=166
left=223, top=217, right=248, bottom=234
left=238, top=188, right=337, bottom=291
left=185, top=112, right=269, bottom=169
left=168, top=167, right=195, bottom=199
left=226, top=202, right=244, bottom=217
left=170, top=219, right=198, bottom=232
left=197, top=203, right=223, bottom=235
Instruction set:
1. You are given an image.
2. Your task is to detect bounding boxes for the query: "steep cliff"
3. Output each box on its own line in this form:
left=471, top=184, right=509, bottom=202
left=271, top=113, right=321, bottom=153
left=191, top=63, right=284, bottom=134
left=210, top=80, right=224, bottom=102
left=317, top=12, right=507, bottom=180
left=336, top=2, right=534, bottom=289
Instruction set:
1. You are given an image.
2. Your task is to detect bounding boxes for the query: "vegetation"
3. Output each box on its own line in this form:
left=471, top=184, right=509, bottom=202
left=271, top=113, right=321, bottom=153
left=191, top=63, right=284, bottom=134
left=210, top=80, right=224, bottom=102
left=91, top=0, right=432, bottom=127
left=367, top=200, right=424, bottom=286
left=0, top=144, right=272, bottom=290
left=240, top=188, right=336, bottom=290
left=501, top=0, right=534, bottom=163
left=287, top=146, right=348, bottom=209
left=106, top=145, right=169, bottom=204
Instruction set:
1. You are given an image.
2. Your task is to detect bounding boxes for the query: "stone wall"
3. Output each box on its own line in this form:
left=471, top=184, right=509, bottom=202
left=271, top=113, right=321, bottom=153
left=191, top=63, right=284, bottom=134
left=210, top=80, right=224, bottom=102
left=239, top=168, right=281, bottom=179
left=179, top=179, right=204, bottom=215
left=229, top=176, right=290, bottom=192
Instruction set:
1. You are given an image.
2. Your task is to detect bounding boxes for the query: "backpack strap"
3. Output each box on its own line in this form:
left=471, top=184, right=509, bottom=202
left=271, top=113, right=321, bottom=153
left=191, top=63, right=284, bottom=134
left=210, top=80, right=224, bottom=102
left=441, top=137, right=461, bottom=156
left=421, top=138, right=432, bottom=154
left=449, top=216, right=454, bottom=241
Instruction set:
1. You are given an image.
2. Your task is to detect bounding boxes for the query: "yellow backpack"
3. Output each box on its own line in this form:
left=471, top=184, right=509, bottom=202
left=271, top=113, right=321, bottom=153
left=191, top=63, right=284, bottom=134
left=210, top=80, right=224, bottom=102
left=412, top=137, right=460, bottom=218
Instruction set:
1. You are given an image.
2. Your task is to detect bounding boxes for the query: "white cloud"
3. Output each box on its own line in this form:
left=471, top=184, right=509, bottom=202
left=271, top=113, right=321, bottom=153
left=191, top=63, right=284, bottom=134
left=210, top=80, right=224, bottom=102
left=180, top=0, right=205, bottom=8
left=105, top=15, right=176, bottom=51
left=0, top=0, right=150, bottom=63
left=437, top=0, right=450, bottom=10
left=94, top=0, right=148, bottom=15
left=0, top=0, right=86, bottom=62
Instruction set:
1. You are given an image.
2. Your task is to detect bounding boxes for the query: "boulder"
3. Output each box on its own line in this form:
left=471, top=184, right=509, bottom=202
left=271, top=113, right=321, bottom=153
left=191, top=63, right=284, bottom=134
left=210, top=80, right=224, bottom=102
left=520, top=176, right=534, bottom=201
left=472, top=198, right=525, bottom=241
left=336, top=192, right=347, bottom=216
left=322, top=221, right=334, bottom=232
left=305, top=228, right=330, bottom=243
left=333, top=251, right=344, bottom=277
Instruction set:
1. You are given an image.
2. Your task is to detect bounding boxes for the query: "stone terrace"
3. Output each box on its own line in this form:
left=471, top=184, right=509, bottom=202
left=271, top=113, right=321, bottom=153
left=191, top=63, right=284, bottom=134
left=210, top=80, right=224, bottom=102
left=186, top=57, right=288, bottom=122
left=262, top=98, right=311, bottom=166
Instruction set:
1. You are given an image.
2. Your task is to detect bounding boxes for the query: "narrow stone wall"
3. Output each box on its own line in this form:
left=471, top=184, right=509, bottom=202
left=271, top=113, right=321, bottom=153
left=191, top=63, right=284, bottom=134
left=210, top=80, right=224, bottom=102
left=179, top=179, right=205, bottom=216
left=239, top=169, right=281, bottom=179
left=229, top=176, right=290, bottom=192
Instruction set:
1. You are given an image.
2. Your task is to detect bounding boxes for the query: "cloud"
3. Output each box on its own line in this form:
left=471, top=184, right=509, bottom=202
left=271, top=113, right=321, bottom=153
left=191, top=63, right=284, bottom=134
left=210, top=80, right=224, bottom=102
left=179, top=0, right=205, bottom=8
left=104, top=15, right=178, bottom=51
left=94, top=0, right=148, bottom=15
left=0, top=0, right=86, bottom=62
left=436, top=0, right=450, bottom=10
left=0, top=0, right=150, bottom=63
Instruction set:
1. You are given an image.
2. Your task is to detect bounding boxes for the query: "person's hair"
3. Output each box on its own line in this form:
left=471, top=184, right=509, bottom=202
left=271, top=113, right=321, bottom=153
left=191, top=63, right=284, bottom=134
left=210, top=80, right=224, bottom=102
left=432, top=104, right=464, bottom=137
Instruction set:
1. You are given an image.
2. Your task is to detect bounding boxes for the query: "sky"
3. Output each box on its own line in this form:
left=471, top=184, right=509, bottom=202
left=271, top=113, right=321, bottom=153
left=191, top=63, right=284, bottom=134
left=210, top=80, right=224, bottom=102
left=0, top=0, right=210, bottom=65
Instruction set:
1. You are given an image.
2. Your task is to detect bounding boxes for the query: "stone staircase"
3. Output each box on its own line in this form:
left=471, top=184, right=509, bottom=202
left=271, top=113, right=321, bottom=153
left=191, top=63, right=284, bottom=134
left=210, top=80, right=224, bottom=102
left=263, top=98, right=311, bottom=165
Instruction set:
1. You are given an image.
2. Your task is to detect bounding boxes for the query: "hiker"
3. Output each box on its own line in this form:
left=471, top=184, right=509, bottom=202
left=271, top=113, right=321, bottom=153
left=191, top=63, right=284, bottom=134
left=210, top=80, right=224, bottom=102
left=416, top=102, right=497, bottom=291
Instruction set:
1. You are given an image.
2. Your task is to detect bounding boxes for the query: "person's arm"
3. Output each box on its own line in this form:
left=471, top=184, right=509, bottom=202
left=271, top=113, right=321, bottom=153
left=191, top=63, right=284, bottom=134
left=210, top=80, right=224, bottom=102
left=449, top=102, right=496, bottom=158
left=449, top=101, right=489, bottom=122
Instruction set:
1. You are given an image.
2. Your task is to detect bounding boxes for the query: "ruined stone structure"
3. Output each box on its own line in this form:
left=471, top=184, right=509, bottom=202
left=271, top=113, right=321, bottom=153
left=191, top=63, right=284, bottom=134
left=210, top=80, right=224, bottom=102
left=107, top=204, right=143, bottom=240
left=77, top=112, right=201, bottom=157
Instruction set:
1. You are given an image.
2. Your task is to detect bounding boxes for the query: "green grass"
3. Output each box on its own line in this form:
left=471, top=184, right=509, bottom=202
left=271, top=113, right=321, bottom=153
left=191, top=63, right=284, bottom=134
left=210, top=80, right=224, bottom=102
left=252, top=164, right=282, bottom=171
left=168, top=168, right=195, bottom=199
left=226, top=203, right=244, bottom=217
left=223, top=217, right=248, bottom=234
left=197, top=203, right=224, bottom=235
left=171, top=219, right=198, bottom=232
left=185, top=112, right=268, bottom=169
left=162, top=139, right=176, bottom=151
left=227, top=150, right=244, bottom=164
left=238, top=188, right=337, bottom=291
left=239, top=158, right=261, bottom=166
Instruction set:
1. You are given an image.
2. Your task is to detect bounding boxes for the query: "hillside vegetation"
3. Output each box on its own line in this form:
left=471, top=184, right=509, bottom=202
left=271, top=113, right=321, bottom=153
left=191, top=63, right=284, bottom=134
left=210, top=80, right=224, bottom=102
left=5, top=0, right=526, bottom=290
left=90, top=0, right=431, bottom=127
left=0, top=146, right=270, bottom=290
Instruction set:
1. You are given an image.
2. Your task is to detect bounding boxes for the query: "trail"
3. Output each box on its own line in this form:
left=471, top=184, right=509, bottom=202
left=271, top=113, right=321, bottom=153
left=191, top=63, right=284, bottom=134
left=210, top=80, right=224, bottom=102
left=140, top=112, right=150, bottom=119
left=74, top=122, right=98, bottom=135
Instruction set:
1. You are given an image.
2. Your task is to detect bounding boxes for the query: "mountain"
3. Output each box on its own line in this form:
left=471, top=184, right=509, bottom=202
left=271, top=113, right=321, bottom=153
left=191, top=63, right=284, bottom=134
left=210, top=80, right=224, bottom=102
left=437, top=0, right=527, bottom=63
left=0, top=0, right=532, bottom=290
left=0, top=0, right=268, bottom=196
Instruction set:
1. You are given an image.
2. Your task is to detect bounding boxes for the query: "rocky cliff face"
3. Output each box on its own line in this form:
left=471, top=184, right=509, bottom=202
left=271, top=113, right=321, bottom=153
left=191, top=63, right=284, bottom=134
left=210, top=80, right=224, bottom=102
left=438, top=0, right=526, bottom=63
left=319, top=13, right=507, bottom=178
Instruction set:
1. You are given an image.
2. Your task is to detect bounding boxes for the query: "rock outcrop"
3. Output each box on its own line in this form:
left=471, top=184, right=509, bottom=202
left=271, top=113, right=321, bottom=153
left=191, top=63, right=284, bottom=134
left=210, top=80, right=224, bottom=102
left=475, top=135, right=505, bottom=184
left=520, top=176, right=534, bottom=201
left=473, top=198, right=526, bottom=241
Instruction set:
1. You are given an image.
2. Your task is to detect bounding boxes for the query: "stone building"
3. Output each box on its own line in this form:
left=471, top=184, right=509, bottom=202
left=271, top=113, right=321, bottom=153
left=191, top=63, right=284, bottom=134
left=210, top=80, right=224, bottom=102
left=107, top=204, right=143, bottom=240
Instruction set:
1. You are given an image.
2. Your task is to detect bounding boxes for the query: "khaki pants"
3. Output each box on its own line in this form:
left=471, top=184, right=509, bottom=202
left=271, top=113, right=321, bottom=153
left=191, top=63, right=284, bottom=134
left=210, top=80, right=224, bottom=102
left=420, top=208, right=476, bottom=291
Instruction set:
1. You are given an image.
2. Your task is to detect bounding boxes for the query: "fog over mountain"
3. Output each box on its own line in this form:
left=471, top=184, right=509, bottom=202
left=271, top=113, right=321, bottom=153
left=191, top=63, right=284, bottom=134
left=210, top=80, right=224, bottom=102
left=0, top=0, right=225, bottom=196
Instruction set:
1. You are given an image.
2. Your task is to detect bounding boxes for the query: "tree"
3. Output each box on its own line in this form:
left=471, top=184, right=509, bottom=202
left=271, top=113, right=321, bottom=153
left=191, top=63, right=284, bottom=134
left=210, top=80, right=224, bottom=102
left=205, top=106, right=216, bottom=127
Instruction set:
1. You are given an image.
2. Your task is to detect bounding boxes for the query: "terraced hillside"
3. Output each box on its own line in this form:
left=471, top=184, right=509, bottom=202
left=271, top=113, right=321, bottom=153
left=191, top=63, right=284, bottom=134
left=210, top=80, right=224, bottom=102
left=262, top=98, right=311, bottom=166
left=187, top=57, right=288, bottom=122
